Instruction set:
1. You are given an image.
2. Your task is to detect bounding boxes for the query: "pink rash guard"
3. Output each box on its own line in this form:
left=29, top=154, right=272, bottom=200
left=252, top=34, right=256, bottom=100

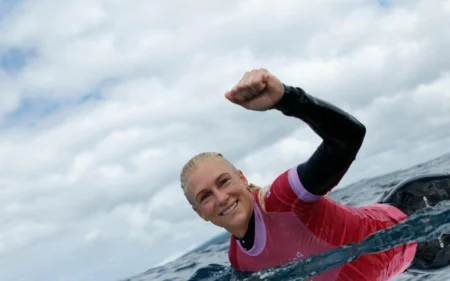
left=228, top=167, right=417, bottom=280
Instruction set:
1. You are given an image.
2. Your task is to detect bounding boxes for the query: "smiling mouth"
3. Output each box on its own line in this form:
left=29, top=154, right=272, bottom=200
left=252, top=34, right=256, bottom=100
left=221, top=201, right=238, bottom=216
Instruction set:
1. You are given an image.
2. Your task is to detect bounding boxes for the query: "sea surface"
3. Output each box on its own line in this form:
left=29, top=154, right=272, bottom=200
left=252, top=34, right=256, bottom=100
left=122, top=153, right=450, bottom=281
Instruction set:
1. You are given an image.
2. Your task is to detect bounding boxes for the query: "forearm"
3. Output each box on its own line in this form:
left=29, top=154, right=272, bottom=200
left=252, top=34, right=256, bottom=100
left=273, top=84, right=366, bottom=153
left=272, top=84, right=366, bottom=195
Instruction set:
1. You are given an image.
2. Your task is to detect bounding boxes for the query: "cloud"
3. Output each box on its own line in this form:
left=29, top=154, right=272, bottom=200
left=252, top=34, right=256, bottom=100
left=0, top=0, right=449, bottom=281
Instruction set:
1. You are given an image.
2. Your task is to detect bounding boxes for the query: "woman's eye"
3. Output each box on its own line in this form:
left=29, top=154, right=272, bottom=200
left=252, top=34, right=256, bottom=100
left=201, top=193, right=209, bottom=202
left=220, top=178, right=229, bottom=186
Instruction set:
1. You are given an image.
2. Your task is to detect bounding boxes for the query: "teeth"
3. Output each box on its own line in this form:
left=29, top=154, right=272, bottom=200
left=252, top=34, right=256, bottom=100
left=222, top=202, right=237, bottom=215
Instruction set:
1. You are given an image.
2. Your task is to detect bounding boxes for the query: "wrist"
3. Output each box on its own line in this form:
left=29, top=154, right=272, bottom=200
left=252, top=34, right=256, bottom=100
left=272, top=84, right=307, bottom=115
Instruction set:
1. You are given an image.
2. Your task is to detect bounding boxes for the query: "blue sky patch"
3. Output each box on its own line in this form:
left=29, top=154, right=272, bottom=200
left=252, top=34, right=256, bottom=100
left=2, top=97, right=61, bottom=128
left=2, top=78, right=117, bottom=128
left=79, top=92, right=103, bottom=104
left=0, top=0, right=22, bottom=22
left=1, top=47, right=36, bottom=75
left=377, top=0, right=390, bottom=8
left=78, top=77, right=117, bottom=104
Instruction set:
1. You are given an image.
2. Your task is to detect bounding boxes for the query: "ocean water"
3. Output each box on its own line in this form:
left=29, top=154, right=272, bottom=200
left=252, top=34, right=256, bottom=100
left=122, top=153, right=450, bottom=281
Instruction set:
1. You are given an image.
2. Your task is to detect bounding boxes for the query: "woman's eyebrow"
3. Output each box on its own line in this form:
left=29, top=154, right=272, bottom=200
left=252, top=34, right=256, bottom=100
left=195, top=173, right=229, bottom=201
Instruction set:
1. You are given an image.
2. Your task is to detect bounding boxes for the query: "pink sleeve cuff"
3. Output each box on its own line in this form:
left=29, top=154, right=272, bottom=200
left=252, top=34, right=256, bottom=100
left=288, top=167, right=322, bottom=202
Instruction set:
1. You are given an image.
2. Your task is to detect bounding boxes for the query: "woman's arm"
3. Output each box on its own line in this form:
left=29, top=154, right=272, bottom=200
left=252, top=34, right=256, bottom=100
left=272, top=84, right=366, bottom=195
left=224, top=69, right=365, bottom=202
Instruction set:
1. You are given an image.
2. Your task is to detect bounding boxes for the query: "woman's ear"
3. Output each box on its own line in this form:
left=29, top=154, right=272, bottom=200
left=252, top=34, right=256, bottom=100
left=237, top=170, right=248, bottom=185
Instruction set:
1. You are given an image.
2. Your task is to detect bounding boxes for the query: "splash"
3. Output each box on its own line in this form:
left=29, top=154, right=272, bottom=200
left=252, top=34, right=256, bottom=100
left=191, top=201, right=450, bottom=281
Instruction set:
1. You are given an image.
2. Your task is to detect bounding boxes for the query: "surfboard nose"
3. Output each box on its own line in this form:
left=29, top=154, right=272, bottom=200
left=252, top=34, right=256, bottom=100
left=378, top=173, right=450, bottom=274
left=378, top=173, right=450, bottom=215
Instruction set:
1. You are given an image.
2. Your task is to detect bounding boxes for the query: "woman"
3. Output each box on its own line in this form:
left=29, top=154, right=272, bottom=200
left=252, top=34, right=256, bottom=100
left=180, top=68, right=450, bottom=280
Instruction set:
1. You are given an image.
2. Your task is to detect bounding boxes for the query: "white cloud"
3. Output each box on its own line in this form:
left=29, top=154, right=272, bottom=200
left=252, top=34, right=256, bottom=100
left=0, top=240, right=5, bottom=254
left=85, top=230, right=101, bottom=242
left=0, top=0, right=449, bottom=281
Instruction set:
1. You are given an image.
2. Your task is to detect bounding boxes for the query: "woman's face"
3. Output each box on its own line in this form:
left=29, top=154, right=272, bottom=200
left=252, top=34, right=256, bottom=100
left=185, top=158, right=254, bottom=238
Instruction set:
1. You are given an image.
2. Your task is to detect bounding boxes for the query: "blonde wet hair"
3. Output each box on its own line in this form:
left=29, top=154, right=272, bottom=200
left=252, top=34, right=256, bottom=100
left=180, top=152, right=268, bottom=210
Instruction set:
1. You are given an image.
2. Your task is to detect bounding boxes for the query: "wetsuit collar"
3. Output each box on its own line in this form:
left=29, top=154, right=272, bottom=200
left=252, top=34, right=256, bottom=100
left=235, top=197, right=267, bottom=256
left=238, top=209, right=255, bottom=250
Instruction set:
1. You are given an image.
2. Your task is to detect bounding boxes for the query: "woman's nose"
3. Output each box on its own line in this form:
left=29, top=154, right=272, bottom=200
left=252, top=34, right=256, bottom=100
left=216, top=190, right=229, bottom=205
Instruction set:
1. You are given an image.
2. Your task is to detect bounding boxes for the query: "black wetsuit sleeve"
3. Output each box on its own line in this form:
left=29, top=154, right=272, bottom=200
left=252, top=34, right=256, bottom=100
left=272, top=84, right=366, bottom=195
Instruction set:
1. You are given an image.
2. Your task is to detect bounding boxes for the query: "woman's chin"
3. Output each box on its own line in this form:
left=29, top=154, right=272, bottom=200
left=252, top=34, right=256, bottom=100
left=225, top=214, right=250, bottom=236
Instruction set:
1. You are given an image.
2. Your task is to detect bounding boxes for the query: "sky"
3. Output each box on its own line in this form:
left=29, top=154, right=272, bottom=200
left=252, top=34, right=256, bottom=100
left=0, top=0, right=450, bottom=280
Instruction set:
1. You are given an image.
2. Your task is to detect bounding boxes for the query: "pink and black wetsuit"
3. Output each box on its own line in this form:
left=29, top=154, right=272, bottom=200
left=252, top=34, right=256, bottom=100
left=228, top=85, right=417, bottom=280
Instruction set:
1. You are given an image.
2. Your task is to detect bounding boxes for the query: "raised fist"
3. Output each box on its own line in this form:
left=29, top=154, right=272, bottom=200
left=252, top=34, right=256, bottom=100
left=224, top=68, right=284, bottom=111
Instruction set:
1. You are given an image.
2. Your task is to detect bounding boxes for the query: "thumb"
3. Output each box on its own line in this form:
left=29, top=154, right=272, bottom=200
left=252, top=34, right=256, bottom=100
left=224, top=90, right=239, bottom=104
